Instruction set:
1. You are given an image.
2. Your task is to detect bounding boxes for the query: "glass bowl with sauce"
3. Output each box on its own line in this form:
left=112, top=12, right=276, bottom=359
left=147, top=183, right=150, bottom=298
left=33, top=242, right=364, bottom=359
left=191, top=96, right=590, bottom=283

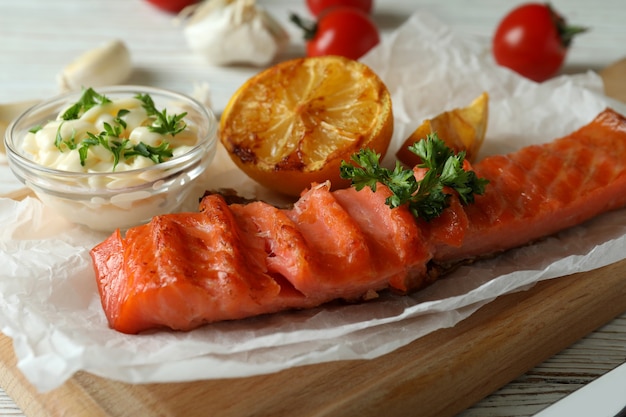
left=4, top=85, right=218, bottom=232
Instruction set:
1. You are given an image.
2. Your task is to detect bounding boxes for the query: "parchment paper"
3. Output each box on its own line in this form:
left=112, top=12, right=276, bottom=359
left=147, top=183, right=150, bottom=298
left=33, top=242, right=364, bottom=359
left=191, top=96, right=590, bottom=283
left=1, top=12, right=626, bottom=393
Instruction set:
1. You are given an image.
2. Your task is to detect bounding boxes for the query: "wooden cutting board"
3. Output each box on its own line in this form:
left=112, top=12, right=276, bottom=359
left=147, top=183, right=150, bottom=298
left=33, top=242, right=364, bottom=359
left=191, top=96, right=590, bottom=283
left=0, top=59, right=625, bottom=417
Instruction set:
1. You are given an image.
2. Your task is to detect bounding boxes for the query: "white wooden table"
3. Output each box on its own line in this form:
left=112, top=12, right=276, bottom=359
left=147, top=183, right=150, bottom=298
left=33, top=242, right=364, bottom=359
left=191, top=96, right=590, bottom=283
left=0, top=0, right=625, bottom=415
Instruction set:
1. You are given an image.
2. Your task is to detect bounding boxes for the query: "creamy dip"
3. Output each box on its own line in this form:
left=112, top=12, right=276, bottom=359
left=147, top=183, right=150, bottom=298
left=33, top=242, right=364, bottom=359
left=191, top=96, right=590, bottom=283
left=22, top=89, right=198, bottom=174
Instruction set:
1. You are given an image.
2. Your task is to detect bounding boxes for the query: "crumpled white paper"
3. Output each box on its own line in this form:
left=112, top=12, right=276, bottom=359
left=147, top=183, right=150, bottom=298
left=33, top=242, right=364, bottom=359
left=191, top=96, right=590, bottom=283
left=1, top=11, right=626, bottom=393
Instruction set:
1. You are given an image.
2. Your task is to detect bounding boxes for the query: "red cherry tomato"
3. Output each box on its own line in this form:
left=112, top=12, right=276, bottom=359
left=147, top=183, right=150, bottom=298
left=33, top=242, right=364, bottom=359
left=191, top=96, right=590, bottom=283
left=492, top=3, right=586, bottom=82
left=145, top=0, right=199, bottom=13
left=291, top=7, right=380, bottom=61
left=306, top=0, right=373, bottom=16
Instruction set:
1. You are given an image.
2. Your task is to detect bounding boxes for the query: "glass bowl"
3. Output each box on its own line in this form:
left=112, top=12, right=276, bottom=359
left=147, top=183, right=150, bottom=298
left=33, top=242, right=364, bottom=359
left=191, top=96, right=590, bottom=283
left=4, top=85, right=218, bottom=232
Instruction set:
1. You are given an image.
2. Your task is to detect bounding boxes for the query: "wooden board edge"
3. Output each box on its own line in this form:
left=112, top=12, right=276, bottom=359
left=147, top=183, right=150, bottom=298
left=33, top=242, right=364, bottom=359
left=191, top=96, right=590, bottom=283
left=318, top=258, right=626, bottom=417
left=0, top=258, right=625, bottom=417
left=601, top=57, right=626, bottom=103
left=0, top=336, right=108, bottom=417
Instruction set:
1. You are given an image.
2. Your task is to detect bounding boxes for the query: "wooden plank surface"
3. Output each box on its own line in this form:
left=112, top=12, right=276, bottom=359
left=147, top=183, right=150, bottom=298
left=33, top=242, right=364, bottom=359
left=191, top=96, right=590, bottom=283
left=0, top=259, right=626, bottom=417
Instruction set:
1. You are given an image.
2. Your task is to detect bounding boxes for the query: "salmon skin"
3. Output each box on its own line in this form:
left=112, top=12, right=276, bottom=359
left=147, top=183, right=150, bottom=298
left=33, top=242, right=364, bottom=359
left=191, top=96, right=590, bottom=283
left=91, top=108, right=626, bottom=334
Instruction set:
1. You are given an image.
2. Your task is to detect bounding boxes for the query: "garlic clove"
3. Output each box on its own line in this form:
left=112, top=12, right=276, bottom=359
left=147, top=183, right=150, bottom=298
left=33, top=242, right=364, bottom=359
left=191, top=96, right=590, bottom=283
left=181, top=0, right=289, bottom=67
left=57, top=39, right=133, bottom=92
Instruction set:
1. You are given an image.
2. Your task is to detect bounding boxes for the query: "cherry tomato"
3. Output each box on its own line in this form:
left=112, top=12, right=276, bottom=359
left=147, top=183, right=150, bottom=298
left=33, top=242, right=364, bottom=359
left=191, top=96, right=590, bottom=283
left=291, top=7, right=380, bottom=60
left=145, top=0, right=199, bottom=13
left=492, top=3, right=586, bottom=82
left=306, top=0, right=373, bottom=16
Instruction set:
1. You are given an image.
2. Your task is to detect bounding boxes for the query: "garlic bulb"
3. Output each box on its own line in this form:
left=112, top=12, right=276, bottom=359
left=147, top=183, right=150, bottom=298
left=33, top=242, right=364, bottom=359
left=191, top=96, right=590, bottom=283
left=181, top=0, right=289, bottom=67
left=57, top=39, right=133, bottom=92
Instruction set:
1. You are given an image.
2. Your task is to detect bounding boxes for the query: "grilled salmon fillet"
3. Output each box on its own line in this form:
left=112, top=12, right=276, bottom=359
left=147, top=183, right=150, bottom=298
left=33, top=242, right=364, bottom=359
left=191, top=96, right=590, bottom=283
left=91, top=108, right=626, bottom=334
left=433, top=108, right=626, bottom=263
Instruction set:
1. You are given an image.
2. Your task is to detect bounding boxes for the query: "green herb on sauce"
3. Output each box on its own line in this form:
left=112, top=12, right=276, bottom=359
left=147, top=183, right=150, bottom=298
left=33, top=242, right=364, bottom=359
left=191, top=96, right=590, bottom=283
left=135, top=93, right=187, bottom=136
left=40, top=88, right=188, bottom=170
left=61, top=87, right=112, bottom=120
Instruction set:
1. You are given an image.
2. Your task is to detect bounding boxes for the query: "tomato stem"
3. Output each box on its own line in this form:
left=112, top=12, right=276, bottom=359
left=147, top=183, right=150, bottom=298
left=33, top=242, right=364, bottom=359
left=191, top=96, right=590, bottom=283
left=559, top=24, right=588, bottom=48
left=289, top=13, right=318, bottom=41
left=548, top=3, right=588, bottom=48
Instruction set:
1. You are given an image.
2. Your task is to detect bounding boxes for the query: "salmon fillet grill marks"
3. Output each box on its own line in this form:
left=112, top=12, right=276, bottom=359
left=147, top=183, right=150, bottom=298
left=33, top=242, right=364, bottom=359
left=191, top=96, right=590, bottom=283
left=96, top=200, right=291, bottom=334
left=230, top=200, right=318, bottom=299
left=434, top=108, right=626, bottom=263
left=285, top=184, right=378, bottom=296
left=332, top=185, right=432, bottom=292
left=91, top=108, right=626, bottom=334
left=233, top=183, right=430, bottom=299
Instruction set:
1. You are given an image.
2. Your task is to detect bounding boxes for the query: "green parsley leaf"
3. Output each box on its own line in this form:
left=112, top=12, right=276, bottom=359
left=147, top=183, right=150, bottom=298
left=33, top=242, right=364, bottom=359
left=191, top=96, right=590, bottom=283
left=102, top=121, right=124, bottom=138
left=408, top=137, right=488, bottom=206
left=60, top=87, right=112, bottom=120
left=109, top=139, right=131, bottom=171
left=54, top=123, right=64, bottom=149
left=115, top=109, right=129, bottom=129
left=340, top=133, right=489, bottom=221
left=124, top=142, right=173, bottom=164
left=81, top=131, right=131, bottom=171
left=78, top=135, right=100, bottom=166
left=54, top=122, right=78, bottom=151
left=135, top=93, right=187, bottom=136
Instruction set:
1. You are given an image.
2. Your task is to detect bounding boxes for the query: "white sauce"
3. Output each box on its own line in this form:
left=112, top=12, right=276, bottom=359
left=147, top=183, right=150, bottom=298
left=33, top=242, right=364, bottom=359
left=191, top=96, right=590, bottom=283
left=22, top=96, right=198, bottom=174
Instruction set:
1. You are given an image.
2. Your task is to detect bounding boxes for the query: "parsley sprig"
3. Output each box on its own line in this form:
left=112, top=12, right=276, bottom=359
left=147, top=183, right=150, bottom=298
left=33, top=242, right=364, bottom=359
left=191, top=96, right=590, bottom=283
left=340, top=133, right=489, bottom=221
left=61, top=87, right=112, bottom=120
left=135, top=93, right=187, bottom=136
left=125, top=142, right=173, bottom=164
